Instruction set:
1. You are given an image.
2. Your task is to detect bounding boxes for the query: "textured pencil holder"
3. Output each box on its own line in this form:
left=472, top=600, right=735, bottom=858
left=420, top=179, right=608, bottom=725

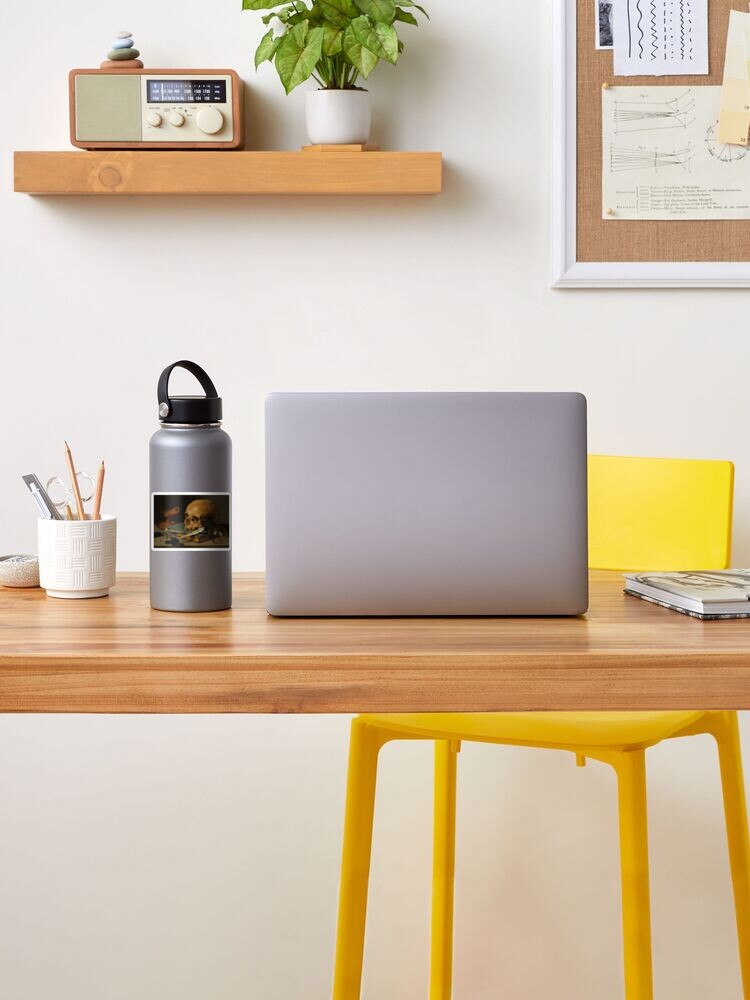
left=37, top=516, right=117, bottom=599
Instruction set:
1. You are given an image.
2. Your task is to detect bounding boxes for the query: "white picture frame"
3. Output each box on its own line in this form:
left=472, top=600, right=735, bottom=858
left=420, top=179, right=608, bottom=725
left=551, top=0, right=750, bottom=288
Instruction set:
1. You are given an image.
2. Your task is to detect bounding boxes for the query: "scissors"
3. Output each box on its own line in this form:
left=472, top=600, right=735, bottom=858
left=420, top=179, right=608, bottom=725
left=46, top=471, right=95, bottom=517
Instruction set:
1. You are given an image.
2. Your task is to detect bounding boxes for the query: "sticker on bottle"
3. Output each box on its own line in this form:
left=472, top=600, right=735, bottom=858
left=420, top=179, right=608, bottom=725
left=152, top=493, right=231, bottom=551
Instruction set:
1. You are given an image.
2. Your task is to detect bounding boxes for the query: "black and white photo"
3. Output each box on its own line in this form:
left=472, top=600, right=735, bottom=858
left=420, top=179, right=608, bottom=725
left=596, top=0, right=613, bottom=48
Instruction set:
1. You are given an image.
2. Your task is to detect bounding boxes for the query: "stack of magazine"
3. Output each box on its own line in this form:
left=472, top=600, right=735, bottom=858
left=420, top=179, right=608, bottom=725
left=624, top=571, right=750, bottom=620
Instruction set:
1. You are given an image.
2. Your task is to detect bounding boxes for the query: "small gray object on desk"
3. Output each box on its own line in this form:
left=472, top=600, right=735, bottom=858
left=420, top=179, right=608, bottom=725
left=0, top=555, right=39, bottom=588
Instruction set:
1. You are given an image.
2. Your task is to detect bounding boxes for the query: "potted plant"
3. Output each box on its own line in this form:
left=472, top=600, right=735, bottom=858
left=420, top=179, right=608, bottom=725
left=242, top=0, right=428, bottom=145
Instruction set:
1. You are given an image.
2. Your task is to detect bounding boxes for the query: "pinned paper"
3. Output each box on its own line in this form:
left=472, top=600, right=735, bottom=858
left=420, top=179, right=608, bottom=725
left=718, top=9, right=750, bottom=146
left=596, top=0, right=614, bottom=49
left=602, top=86, right=750, bottom=221
left=613, top=0, right=708, bottom=76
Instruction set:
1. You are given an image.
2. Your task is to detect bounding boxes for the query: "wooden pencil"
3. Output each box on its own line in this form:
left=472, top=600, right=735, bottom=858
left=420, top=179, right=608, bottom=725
left=64, top=440, right=86, bottom=521
left=92, top=461, right=105, bottom=521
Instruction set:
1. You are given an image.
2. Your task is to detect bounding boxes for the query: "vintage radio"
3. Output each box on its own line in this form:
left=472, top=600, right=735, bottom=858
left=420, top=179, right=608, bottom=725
left=69, top=69, right=244, bottom=150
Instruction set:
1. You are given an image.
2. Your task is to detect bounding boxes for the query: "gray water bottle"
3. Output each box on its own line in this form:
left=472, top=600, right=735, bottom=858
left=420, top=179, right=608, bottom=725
left=149, top=361, right=232, bottom=612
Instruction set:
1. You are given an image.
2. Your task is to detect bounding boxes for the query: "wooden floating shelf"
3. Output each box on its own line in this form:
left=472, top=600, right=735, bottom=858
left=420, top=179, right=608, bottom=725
left=13, top=149, right=442, bottom=196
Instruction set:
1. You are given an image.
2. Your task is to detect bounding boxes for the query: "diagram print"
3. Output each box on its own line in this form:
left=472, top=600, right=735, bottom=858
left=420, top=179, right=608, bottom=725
left=610, top=143, right=696, bottom=173
left=705, top=121, right=748, bottom=162
left=602, top=86, right=750, bottom=220
left=614, top=90, right=695, bottom=133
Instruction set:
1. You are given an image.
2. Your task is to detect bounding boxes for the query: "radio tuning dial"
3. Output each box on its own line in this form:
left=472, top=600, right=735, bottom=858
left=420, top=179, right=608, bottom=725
left=147, top=111, right=163, bottom=127
left=168, top=111, right=185, bottom=127
left=196, top=107, right=224, bottom=135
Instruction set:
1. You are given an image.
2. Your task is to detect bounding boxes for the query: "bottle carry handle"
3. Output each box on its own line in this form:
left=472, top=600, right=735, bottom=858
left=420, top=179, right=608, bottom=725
left=158, top=361, right=219, bottom=419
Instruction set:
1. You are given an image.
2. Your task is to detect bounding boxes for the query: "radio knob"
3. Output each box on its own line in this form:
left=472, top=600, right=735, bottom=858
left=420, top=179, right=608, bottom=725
left=168, top=111, right=185, bottom=127
left=196, top=107, right=224, bottom=135
left=147, top=111, right=163, bottom=127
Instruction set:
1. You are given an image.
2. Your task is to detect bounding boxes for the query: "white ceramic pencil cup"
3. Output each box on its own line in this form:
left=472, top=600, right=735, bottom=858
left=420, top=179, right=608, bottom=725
left=37, top=516, right=117, bottom=599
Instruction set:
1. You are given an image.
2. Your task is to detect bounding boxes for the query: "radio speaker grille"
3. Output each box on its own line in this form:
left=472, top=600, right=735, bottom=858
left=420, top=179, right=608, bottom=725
left=75, top=75, right=141, bottom=142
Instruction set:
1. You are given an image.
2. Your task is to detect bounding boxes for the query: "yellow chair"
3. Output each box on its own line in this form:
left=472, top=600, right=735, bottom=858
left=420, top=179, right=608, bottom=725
left=332, top=455, right=749, bottom=1000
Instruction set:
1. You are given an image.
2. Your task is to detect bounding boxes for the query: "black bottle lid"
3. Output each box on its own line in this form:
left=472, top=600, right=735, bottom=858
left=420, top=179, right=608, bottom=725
left=157, top=360, right=223, bottom=424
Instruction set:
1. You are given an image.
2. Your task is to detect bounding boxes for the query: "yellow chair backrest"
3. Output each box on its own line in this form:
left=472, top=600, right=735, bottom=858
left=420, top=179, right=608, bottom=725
left=588, top=455, right=734, bottom=572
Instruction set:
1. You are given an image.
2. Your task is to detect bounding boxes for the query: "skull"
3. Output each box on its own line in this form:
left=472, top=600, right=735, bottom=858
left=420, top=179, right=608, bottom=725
left=184, top=498, right=218, bottom=535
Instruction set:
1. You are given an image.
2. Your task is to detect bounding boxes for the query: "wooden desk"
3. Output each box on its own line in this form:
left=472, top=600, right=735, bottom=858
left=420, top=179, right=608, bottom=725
left=1, top=571, right=749, bottom=713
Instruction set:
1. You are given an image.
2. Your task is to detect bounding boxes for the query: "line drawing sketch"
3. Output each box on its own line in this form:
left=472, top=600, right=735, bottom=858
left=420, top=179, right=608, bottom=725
left=614, top=90, right=696, bottom=133
left=610, top=143, right=696, bottom=173
left=627, top=0, right=633, bottom=56
left=603, top=86, right=750, bottom=220
left=635, top=0, right=644, bottom=57
left=705, top=121, right=748, bottom=162
left=616, top=0, right=706, bottom=75
left=680, top=0, right=685, bottom=60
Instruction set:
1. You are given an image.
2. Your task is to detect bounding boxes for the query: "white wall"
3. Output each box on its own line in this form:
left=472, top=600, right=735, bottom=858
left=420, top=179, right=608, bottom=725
left=1, top=2, right=748, bottom=998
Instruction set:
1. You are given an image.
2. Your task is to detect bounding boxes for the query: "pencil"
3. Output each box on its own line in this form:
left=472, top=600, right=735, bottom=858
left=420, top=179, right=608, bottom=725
left=92, top=461, right=105, bottom=521
left=64, top=440, right=86, bottom=521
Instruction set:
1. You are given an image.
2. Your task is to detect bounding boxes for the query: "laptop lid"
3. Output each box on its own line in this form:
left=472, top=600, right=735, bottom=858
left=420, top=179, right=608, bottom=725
left=265, top=392, right=588, bottom=616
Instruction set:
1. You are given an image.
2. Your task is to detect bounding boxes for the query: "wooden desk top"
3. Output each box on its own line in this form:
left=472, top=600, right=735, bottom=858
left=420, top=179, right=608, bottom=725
left=1, top=572, right=749, bottom=713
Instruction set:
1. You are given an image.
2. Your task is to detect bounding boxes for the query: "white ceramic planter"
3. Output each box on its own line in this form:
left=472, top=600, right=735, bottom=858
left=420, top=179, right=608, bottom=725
left=38, top=515, right=117, bottom=599
left=305, top=89, right=371, bottom=145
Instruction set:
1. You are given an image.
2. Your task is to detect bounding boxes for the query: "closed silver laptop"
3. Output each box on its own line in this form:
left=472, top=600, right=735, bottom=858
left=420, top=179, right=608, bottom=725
left=265, top=392, right=588, bottom=616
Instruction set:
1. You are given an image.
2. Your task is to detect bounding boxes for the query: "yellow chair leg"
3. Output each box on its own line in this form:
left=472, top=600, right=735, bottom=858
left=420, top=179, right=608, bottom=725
left=614, top=749, right=654, bottom=1000
left=430, top=740, right=459, bottom=1000
left=713, top=712, right=750, bottom=998
left=333, top=719, right=388, bottom=1000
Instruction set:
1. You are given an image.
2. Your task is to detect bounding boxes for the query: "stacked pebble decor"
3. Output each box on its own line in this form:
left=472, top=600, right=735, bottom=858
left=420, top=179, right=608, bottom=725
left=100, top=30, right=143, bottom=69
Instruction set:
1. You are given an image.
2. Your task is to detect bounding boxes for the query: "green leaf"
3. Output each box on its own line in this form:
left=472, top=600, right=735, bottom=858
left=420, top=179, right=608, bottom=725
left=275, top=22, right=325, bottom=92
left=321, top=24, right=344, bottom=55
left=317, top=0, right=357, bottom=27
left=262, top=3, right=310, bottom=22
left=262, top=4, right=292, bottom=22
left=243, top=0, right=287, bottom=9
left=255, top=28, right=283, bottom=67
left=394, top=0, right=428, bottom=16
left=342, top=22, right=379, bottom=76
left=394, top=7, right=417, bottom=25
left=350, top=14, right=398, bottom=63
left=373, top=20, right=399, bottom=60
left=354, top=0, right=396, bottom=23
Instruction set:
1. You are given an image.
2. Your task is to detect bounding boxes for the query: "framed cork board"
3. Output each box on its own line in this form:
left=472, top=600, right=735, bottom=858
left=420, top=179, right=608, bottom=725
left=552, top=0, right=750, bottom=287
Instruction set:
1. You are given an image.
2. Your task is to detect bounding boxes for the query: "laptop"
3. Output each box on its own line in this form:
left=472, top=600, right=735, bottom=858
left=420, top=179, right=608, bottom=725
left=265, top=392, right=588, bottom=616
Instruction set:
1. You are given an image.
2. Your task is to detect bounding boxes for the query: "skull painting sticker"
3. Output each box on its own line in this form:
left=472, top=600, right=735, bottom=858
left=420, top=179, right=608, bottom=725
left=152, top=493, right=230, bottom=550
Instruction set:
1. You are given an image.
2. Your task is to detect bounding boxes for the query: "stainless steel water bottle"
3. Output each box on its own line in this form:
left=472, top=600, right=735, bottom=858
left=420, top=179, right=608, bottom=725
left=149, top=361, right=232, bottom=612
